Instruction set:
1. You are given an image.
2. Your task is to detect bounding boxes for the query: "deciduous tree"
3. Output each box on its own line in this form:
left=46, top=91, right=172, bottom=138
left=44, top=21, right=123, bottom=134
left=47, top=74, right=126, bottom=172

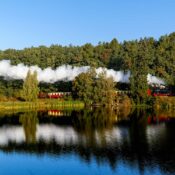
left=21, top=70, right=39, bottom=101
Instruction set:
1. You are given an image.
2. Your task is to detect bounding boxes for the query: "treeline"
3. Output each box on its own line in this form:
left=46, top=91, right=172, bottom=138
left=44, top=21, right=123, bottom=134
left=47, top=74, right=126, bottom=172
left=0, top=32, right=174, bottom=83
left=0, top=32, right=174, bottom=104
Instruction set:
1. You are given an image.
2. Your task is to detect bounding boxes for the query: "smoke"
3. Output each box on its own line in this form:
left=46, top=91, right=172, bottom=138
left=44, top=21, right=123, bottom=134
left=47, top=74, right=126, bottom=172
left=0, top=60, right=165, bottom=84
left=0, top=60, right=130, bottom=83
left=96, top=67, right=130, bottom=83
left=147, top=74, right=165, bottom=85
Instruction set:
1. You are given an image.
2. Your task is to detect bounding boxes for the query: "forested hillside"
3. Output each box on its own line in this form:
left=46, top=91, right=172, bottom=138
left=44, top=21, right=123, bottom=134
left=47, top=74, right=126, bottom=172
left=0, top=32, right=174, bottom=83
left=0, top=32, right=174, bottom=104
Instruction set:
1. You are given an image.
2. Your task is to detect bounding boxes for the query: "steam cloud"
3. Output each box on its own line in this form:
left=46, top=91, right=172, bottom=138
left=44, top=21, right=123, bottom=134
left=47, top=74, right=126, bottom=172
left=0, top=60, right=165, bottom=84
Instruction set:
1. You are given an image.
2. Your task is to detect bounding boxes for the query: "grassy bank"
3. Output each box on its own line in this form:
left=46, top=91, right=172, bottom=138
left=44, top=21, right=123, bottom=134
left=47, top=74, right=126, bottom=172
left=0, top=99, right=84, bottom=110
left=0, top=96, right=174, bottom=111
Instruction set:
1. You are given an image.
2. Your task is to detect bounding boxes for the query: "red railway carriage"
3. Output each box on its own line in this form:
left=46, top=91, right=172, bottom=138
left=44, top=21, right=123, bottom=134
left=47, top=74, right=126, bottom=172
left=38, top=92, right=71, bottom=99
left=48, top=92, right=64, bottom=98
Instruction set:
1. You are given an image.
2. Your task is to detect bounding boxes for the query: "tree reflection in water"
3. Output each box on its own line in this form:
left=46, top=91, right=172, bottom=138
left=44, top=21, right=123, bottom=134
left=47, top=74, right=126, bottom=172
left=19, top=111, right=38, bottom=144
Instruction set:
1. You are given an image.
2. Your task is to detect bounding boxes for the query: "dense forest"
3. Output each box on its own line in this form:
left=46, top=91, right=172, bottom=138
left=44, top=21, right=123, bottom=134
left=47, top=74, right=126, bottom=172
left=0, top=32, right=174, bottom=104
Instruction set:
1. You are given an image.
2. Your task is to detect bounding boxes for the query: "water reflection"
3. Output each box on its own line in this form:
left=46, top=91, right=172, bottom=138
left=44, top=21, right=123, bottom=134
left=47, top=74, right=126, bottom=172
left=19, top=112, right=38, bottom=144
left=0, top=108, right=174, bottom=174
left=48, top=110, right=72, bottom=117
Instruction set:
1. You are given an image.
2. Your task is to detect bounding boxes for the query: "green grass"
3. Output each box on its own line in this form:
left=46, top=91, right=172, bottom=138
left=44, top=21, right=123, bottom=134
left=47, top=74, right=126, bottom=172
left=0, top=99, right=84, bottom=110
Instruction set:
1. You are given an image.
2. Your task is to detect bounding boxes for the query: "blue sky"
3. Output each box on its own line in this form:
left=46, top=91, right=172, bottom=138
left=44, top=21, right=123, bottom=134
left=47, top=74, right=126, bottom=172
left=0, top=0, right=174, bottom=50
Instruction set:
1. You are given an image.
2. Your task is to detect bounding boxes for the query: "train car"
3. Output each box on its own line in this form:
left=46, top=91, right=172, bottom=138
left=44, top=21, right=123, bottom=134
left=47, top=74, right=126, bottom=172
left=48, top=92, right=64, bottom=98
left=38, top=92, right=71, bottom=99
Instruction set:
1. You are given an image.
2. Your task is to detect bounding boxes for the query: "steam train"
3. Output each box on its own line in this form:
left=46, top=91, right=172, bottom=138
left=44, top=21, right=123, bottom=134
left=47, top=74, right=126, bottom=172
left=117, top=82, right=174, bottom=97
left=38, top=92, right=71, bottom=99
left=38, top=83, right=174, bottom=99
left=147, top=84, right=174, bottom=96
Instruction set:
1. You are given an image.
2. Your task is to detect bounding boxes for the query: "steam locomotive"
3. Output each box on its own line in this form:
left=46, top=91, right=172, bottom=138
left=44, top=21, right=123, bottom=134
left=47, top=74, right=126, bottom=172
left=117, top=82, right=174, bottom=97
left=147, top=84, right=174, bottom=96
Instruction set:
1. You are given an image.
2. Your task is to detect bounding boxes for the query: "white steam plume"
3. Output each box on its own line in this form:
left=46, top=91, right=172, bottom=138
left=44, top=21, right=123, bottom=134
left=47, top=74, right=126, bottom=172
left=147, top=74, right=165, bottom=85
left=0, top=60, right=165, bottom=84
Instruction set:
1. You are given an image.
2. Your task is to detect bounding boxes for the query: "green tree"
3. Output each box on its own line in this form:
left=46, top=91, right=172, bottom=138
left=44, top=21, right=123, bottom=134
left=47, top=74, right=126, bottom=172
left=72, top=69, right=95, bottom=104
left=21, top=70, right=39, bottom=101
left=93, top=71, right=116, bottom=106
left=130, top=39, right=150, bottom=104
left=72, top=69, right=116, bottom=106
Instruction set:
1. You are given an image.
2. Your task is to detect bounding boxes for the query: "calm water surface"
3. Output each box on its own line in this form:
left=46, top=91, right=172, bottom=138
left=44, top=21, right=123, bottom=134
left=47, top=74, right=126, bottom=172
left=0, top=108, right=175, bottom=175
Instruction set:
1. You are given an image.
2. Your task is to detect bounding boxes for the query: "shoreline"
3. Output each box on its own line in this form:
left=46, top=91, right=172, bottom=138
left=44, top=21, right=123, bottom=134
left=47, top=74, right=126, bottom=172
left=0, top=99, right=84, bottom=110
left=0, top=96, right=174, bottom=111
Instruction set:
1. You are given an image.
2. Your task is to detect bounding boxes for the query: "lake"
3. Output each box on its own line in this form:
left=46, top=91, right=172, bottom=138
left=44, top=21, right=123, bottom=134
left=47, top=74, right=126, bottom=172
left=0, top=108, right=175, bottom=175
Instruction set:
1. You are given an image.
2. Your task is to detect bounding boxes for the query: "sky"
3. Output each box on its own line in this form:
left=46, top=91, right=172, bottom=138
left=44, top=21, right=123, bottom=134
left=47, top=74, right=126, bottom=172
left=0, top=0, right=174, bottom=50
